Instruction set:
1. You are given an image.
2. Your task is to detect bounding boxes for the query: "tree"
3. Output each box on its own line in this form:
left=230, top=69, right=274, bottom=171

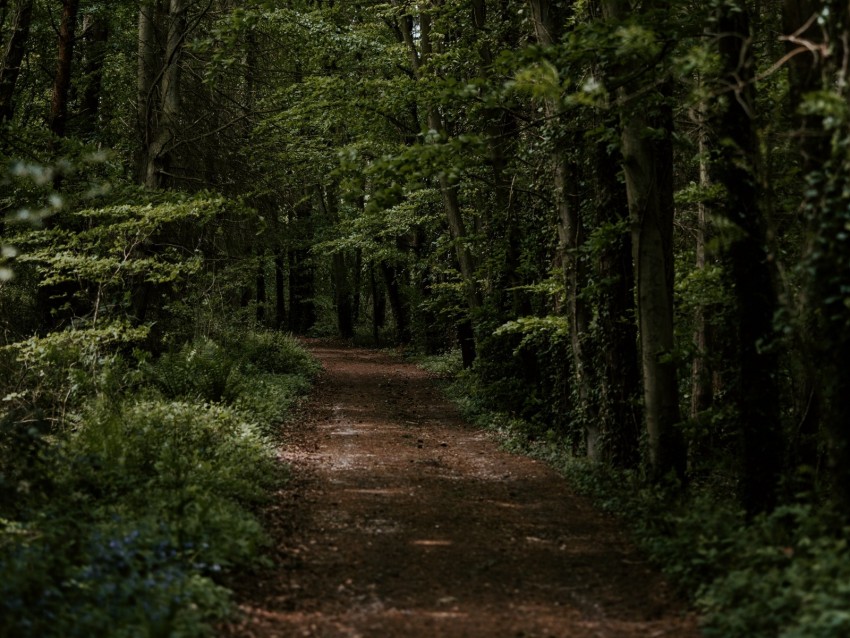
left=710, top=0, right=783, bottom=513
left=601, top=0, right=686, bottom=480
left=0, top=0, right=34, bottom=123
left=49, top=0, right=80, bottom=140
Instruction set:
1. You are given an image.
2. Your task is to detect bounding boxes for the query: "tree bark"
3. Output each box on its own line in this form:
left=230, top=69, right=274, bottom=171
left=398, top=7, right=480, bottom=358
left=370, top=266, right=386, bottom=347
left=529, top=0, right=597, bottom=458
left=318, top=183, right=355, bottom=339
left=691, top=103, right=714, bottom=421
left=275, top=249, right=286, bottom=329
left=146, top=0, right=187, bottom=189
left=712, top=0, right=783, bottom=513
left=77, top=11, right=109, bottom=135
left=782, top=0, right=827, bottom=491
left=0, top=0, right=34, bottom=123
left=594, top=133, right=642, bottom=469
left=288, top=193, right=316, bottom=334
left=256, top=252, right=267, bottom=324
left=789, top=1, right=850, bottom=510
left=381, top=262, right=411, bottom=344
left=136, top=0, right=157, bottom=183
left=49, top=0, right=80, bottom=139
left=602, top=0, right=686, bottom=481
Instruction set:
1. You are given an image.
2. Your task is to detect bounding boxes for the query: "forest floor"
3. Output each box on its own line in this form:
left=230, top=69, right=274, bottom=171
left=220, top=342, right=701, bottom=638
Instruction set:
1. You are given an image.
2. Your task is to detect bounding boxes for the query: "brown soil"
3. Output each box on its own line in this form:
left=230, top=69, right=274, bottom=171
left=220, top=343, right=701, bottom=638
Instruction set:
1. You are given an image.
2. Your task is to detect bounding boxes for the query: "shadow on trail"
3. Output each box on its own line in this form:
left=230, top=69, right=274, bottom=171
left=221, top=344, right=700, bottom=638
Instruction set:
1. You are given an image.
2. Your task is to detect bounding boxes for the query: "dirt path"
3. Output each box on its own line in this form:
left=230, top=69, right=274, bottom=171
left=221, top=344, right=700, bottom=637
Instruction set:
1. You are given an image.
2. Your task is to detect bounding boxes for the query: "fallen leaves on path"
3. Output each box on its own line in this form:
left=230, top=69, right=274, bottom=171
left=220, top=344, right=700, bottom=638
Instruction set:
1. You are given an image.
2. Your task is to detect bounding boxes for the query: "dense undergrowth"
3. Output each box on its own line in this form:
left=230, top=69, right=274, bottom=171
left=0, top=328, right=317, bottom=637
left=417, top=350, right=850, bottom=638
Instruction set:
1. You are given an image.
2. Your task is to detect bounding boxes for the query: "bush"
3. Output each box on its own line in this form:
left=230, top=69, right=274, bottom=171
left=0, top=517, right=231, bottom=638
left=0, top=398, right=280, bottom=638
left=219, top=329, right=319, bottom=376
left=144, top=338, right=240, bottom=403
left=67, top=400, right=279, bottom=511
left=144, top=331, right=318, bottom=408
left=697, top=505, right=850, bottom=638
left=233, top=372, right=311, bottom=434
left=0, top=326, right=317, bottom=636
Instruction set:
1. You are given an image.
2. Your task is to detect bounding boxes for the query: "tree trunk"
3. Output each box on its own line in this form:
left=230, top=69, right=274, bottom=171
left=77, top=11, right=109, bottom=135
left=318, top=183, right=355, bottom=339
left=49, top=0, right=80, bottom=139
left=275, top=249, right=286, bottom=329
left=602, top=0, right=686, bottom=481
left=788, top=1, right=850, bottom=510
left=529, top=0, right=597, bottom=458
left=595, top=133, right=642, bottom=469
left=782, top=0, right=827, bottom=492
left=0, top=0, right=34, bottom=123
left=146, top=0, right=186, bottom=189
left=288, top=194, right=316, bottom=334
left=691, top=104, right=714, bottom=421
left=136, top=0, right=157, bottom=183
left=256, top=252, right=267, bottom=324
left=370, top=266, right=386, bottom=347
left=332, top=252, right=355, bottom=339
left=712, top=0, right=782, bottom=514
left=352, top=248, right=362, bottom=327
left=381, top=262, right=411, bottom=345
left=398, top=8, right=480, bottom=358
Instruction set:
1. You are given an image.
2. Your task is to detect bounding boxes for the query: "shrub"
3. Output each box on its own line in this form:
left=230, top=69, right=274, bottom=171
left=0, top=517, right=231, bottom=638
left=233, top=372, right=311, bottom=434
left=697, top=505, right=850, bottom=638
left=67, top=400, right=279, bottom=510
left=0, top=327, right=316, bottom=636
left=144, top=338, right=240, bottom=403
left=219, top=329, right=319, bottom=376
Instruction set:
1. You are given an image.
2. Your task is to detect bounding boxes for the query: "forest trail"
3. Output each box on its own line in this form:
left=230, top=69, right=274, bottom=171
left=221, top=344, right=700, bottom=638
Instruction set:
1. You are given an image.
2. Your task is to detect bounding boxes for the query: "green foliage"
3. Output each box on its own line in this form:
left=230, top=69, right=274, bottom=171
left=697, top=506, right=850, bottom=638
left=0, top=323, right=148, bottom=427
left=68, top=400, right=278, bottom=510
left=219, top=329, right=320, bottom=377
left=0, top=323, right=316, bottom=636
left=145, top=339, right=241, bottom=404
left=144, top=331, right=317, bottom=434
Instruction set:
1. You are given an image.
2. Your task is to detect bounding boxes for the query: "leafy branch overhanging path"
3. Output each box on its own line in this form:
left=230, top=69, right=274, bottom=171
left=221, top=344, right=700, bottom=637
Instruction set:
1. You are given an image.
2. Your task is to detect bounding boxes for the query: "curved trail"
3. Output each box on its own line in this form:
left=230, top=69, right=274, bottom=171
left=222, top=344, right=700, bottom=637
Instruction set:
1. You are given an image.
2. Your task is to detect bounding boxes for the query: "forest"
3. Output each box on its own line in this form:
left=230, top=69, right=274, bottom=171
left=1, top=0, right=850, bottom=636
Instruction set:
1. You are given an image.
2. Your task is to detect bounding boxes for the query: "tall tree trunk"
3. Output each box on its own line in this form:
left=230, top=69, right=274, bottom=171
left=77, top=12, right=109, bottom=135
left=712, top=0, right=783, bottom=514
left=136, top=0, right=157, bottom=184
left=146, top=0, right=186, bottom=189
left=318, top=183, right=355, bottom=339
left=370, top=266, right=386, bottom=347
left=783, top=0, right=827, bottom=490
left=398, top=8, right=480, bottom=358
left=602, top=0, right=686, bottom=481
left=790, top=1, right=850, bottom=510
left=275, top=249, right=286, bottom=329
left=595, top=133, right=642, bottom=469
left=332, top=252, right=355, bottom=339
left=49, top=0, right=80, bottom=140
left=691, top=102, right=714, bottom=421
left=288, top=193, right=317, bottom=334
left=0, top=0, right=34, bottom=123
left=256, top=252, right=267, bottom=324
left=381, top=262, right=411, bottom=344
left=352, top=248, right=362, bottom=327
left=472, top=0, right=525, bottom=317
left=529, top=0, right=597, bottom=458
